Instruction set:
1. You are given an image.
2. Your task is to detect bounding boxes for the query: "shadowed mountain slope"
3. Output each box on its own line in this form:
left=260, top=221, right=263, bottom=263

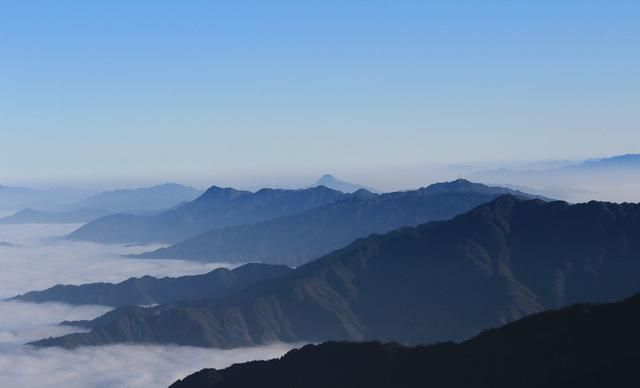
left=10, top=263, right=291, bottom=307
left=139, top=179, right=544, bottom=266
left=34, top=196, right=640, bottom=349
left=68, top=185, right=352, bottom=244
left=169, top=292, right=640, bottom=388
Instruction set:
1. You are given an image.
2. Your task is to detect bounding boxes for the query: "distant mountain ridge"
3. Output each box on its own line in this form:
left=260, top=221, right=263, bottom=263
left=10, top=263, right=291, bottom=307
left=68, top=185, right=354, bottom=244
left=473, top=153, right=640, bottom=202
left=138, top=179, right=546, bottom=266
left=63, top=183, right=203, bottom=213
left=307, top=174, right=375, bottom=193
left=0, top=207, right=111, bottom=224
left=169, top=292, right=640, bottom=388
left=33, top=195, right=640, bottom=349
left=0, top=183, right=203, bottom=224
left=0, top=185, right=89, bottom=212
left=575, top=153, right=640, bottom=169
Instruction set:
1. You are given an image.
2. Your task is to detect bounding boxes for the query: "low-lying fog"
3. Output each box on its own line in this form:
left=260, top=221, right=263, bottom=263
left=0, top=223, right=296, bottom=388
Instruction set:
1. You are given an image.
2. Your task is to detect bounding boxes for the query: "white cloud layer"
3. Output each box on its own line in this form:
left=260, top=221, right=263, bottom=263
left=0, top=343, right=296, bottom=388
left=0, top=301, right=110, bottom=348
left=0, top=223, right=298, bottom=388
left=0, top=223, right=231, bottom=298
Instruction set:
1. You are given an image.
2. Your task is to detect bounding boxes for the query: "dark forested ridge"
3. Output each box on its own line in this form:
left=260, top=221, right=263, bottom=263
left=138, top=179, right=545, bottom=266
left=67, top=185, right=353, bottom=244
left=10, top=263, right=291, bottom=307
left=169, top=292, right=640, bottom=388
left=33, top=195, right=640, bottom=349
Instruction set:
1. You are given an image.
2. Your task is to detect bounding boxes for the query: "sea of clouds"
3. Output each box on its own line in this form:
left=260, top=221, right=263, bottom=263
left=0, top=223, right=297, bottom=388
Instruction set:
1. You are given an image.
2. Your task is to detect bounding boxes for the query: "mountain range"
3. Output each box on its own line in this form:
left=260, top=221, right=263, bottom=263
left=0, top=207, right=112, bottom=224
left=32, top=195, right=640, bottom=349
left=169, top=291, right=640, bottom=388
left=10, top=263, right=291, bottom=307
left=67, top=186, right=360, bottom=244
left=62, top=183, right=203, bottom=213
left=0, top=183, right=203, bottom=224
left=473, top=153, right=640, bottom=202
left=307, top=174, right=376, bottom=193
left=0, top=185, right=90, bottom=212
left=137, top=179, right=545, bottom=266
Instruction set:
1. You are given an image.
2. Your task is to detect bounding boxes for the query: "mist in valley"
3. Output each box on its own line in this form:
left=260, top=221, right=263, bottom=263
left=0, top=223, right=295, bottom=388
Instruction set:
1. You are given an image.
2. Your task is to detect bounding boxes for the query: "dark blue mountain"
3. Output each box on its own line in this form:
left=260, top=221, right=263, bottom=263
left=68, top=185, right=353, bottom=244
left=139, top=180, right=545, bottom=266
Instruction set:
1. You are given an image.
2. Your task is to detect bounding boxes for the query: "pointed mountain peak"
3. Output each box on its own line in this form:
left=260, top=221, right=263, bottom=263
left=309, top=174, right=375, bottom=193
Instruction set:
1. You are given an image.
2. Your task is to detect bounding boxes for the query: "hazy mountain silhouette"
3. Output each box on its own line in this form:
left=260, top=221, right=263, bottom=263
left=169, top=292, right=640, bottom=388
left=473, top=153, right=640, bottom=202
left=10, top=263, right=291, bottom=307
left=63, top=183, right=203, bottom=213
left=575, top=153, right=640, bottom=169
left=33, top=195, right=640, bottom=349
left=308, top=174, right=375, bottom=193
left=0, top=183, right=202, bottom=223
left=0, top=207, right=112, bottom=224
left=0, top=185, right=90, bottom=212
left=138, top=180, right=545, bottom=266
left=68, top=186, right=352, bottom=244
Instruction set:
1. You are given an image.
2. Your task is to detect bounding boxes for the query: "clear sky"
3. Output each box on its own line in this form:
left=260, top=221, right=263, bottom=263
left=1, top=1, right=638, bottom=188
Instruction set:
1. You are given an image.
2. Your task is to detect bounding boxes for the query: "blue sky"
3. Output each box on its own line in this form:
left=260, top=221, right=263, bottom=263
left=1, top=1, right=638, bottom=188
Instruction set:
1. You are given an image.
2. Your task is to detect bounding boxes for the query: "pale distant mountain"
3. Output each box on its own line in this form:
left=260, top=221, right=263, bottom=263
left=68, top=185, right=354, bottom=244
left=64, top=183, right=203, bottom=213
left=472, top=153, right=640, bottom=202
left=0, top=183, right=203, bottom=224
left=0, top=185, right=89, bottom=211
left=574, top=153, right=640, bottom=170
left=0, top=207, right=111, bottom=224
left=308, top=174, right=376, bottom=193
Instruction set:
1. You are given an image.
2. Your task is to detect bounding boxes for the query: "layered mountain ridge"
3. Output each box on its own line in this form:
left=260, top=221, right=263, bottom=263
left=68, top=185, right=353, bottom=244
left=10, top=263, right=292, bottom=307
left=32, top=195, right=640, bottom=349
left=0, top=183, right=203, bottom=224
left=169, top=291, right=640, bottom=388
left=137, top=179, right=544, bottom=266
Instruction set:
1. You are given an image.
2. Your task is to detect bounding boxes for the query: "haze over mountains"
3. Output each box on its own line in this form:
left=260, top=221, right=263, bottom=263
left=68, top=186, right=360, bottom=244
left=0, top=185, right=90, bottom=212
left=63, top=183, right=203, bottom=213
left=307, top=174, right=376, bottom=193
left=32, top=195, right=640, bottom=349
left=0, top=207, right=112, bottom=224
left=169, top=291, right=640, bottom=388
left=473, top=153, right=640, bottom=202
left=0, top=183, right=203, bottom=224
left=137, top=180, right=544, bottom=266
